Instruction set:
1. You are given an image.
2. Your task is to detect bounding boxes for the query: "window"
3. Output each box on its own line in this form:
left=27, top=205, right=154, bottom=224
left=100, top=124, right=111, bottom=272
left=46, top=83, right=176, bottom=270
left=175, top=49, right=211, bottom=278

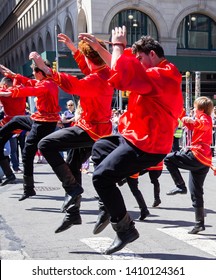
left=109, top=9, right=158, bottom=47
left=177, top=13, right=216, bottom=50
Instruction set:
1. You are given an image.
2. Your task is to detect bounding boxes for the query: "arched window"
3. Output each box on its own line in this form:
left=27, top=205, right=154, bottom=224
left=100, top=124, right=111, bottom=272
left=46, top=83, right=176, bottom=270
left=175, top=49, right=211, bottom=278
left=20, top=50, right=25, bottom=65
left=38, top=37, right=44, bottom=54
left=25, top=46, right=29, bottom=61
left=65, top=17, right=74, bottom=41
left=177, top=13, right=216, bottom=50
left=46, top=31, right=52, bottom=51
left=56, top=25, right=62, bottom=51
left=109, top=9, right=158, bottom=47
left=31, top=41, right=36, bottom=51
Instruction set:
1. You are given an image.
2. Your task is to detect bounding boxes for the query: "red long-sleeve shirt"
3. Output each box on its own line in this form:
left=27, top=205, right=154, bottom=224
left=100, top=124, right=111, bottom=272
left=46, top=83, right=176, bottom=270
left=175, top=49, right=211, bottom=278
left=0, top=95, right=26, bottom=126
left=0, top=79, right=27, bottom=134
left=11, top=75, right=60, bottom=122
left=183, top=113, right=213, bottom=166
left=51, top=51, right=114, bottom=141
left=108, top=51, right=183, bottom=154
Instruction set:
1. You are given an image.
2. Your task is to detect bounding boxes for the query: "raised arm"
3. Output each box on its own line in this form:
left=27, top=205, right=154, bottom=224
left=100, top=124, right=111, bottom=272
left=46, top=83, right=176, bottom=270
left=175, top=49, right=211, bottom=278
left=110, top=26, right=127, bottom=68
left=78, top=33, right=112, bottom=67
left=0, top=64, right=16, bottom=78
left=29, top=34, right=77, bottom=73
left=29, top=52, right=52, bottom=76
left=79, top=26, right=127, bottom=69
left=57, top=33, right=77, bottom=54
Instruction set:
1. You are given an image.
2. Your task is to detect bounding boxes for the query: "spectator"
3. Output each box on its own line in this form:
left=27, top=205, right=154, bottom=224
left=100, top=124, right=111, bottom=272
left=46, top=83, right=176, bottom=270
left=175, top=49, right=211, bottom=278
left=62, top=100, right=75, bottom=128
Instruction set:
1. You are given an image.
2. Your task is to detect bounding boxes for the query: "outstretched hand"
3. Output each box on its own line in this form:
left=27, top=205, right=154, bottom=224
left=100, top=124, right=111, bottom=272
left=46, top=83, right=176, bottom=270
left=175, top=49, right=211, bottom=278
left=57, top=33, right=77, bottom=53
left=0, top=64, right=16, bottom=78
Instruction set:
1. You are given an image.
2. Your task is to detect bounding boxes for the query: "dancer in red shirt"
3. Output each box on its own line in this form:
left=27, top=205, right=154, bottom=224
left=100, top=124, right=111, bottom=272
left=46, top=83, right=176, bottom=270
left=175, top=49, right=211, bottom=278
left=0, top=76, right=27, bottom=185
left=0, top=62, right=60, bottom=199
left=30, top=34, right=114, bottom=233
left=79, top=26, right=183, bottom=254
left=165, top=96, right=214, bottom=234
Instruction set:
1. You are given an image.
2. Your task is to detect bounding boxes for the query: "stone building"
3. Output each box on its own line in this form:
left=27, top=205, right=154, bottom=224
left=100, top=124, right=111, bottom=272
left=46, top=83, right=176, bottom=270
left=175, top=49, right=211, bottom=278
left=0, top=0, right=216, bottom=106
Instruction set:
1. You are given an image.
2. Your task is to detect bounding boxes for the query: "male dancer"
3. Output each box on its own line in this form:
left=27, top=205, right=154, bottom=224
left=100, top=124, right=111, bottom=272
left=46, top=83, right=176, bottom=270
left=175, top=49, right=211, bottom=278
left=0, top=76, right=27, bottom=185
left=30, top=34, right=114, bottom=233
left=0, top=62, right=60, bottom=200
left=79, top=26, right=183, bottom=254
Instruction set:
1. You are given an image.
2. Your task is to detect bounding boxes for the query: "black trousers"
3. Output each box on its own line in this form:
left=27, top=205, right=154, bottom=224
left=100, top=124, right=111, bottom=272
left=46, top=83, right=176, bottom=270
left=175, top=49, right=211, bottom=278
left=92, top=134, right=165, bottom=222
left=140, top=169, right=162, bottom=185
left=172, top=136, right=181, bottom=152
left=66, top=147, right=92, bottom=184
left=38, top=126, right=94, bottom=184
left=164, top=150, right=209, bottom=207
left=0, top=115, right=57, bottom=176
left=0, top=115, right=32, bottom=161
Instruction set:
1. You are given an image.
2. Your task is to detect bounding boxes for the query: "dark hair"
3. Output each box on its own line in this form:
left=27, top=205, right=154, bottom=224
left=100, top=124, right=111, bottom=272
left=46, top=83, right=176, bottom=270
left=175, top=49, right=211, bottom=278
left=31, top=59, right=51, bottom=77
left=132, top=36, right=164, bottom=58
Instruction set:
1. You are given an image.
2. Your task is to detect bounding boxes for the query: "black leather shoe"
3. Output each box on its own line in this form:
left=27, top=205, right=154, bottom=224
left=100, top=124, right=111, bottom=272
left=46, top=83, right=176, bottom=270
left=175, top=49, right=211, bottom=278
left=55, top=214, right=82, bottom=233
left=93, top=211, right=110, bottom=234
left=152, top=198, right=161, bottom=207
left=104, top=226, right=139, bottom=255
left=1, top=174, right=16, bottom=186
left=61, top=185, right=84, bottom=212
left=166, top=187, right=187, bottom=195
left=188, top=225, right=205, bottom=234
left=139, top=209, right=150, bottom=220
left=19, top=189, right=36, bottom=201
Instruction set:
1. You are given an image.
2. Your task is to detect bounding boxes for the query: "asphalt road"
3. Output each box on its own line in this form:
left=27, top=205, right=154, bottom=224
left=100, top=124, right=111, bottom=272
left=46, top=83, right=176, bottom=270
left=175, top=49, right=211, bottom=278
left=0, top=158, right=216, bottom=261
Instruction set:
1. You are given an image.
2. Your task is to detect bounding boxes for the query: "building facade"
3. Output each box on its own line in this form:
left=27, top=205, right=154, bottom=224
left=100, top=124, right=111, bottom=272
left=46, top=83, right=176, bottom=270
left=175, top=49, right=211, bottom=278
left=0, top=0, right=216, bottom=100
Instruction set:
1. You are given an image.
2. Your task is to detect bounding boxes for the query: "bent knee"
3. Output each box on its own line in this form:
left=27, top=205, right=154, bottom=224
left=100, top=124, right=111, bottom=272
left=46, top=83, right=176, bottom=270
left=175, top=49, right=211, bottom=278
left=38, top=138, right=47, bottom=152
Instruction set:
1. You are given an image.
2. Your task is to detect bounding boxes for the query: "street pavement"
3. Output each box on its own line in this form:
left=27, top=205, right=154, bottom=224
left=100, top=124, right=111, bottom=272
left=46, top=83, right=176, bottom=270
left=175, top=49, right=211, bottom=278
left=0, top=157, right=216, bottom=260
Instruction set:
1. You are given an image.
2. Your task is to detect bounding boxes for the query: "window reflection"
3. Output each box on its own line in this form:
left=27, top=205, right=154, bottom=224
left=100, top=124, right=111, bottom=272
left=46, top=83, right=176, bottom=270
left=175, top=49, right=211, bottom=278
left=109, top=9, right=158, bottom=47
left=177, top=13, right=216, bottom=50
